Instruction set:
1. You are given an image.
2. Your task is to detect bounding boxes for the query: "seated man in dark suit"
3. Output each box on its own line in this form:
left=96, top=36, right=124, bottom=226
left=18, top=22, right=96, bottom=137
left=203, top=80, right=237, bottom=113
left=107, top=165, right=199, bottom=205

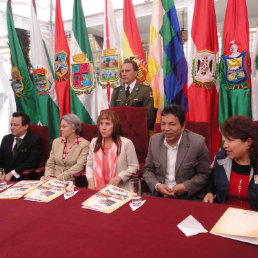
left=0, top=111, right=43, bottom=181
left=143, top=104, right=211, bottom=201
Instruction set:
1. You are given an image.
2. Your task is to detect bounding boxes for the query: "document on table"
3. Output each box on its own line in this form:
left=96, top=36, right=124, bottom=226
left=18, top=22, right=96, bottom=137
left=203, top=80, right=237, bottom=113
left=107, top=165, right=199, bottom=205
left=210, top=207, right=258, bottom=245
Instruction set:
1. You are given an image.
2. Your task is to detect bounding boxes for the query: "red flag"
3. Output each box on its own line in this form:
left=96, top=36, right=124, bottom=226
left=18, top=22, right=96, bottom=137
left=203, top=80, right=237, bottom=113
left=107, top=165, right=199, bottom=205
left=123, top=0, right=147, bottom=83
left=187, top=0, right=221, bottom=160
left=54, top=0, right=70, bottom=118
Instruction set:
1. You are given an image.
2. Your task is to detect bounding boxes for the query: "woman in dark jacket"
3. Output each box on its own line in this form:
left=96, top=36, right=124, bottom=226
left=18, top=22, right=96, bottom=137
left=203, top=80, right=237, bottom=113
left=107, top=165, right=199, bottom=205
left=203, top=116, right=258, bottom=210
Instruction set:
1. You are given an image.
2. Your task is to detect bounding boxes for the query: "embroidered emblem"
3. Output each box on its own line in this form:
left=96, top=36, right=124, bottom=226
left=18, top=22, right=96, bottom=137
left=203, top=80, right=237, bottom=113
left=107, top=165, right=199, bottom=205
left=223, top=52, right=247, bottom=84
left=223, top=40, right=247, bottom=85
left=100, top=48, right=120, bottom=89
left=55, top=51, right=68, bottom=80
left=193, top=50, right=217, bottom=87
left=71, top=53, right=95, bottom=95
left=33, top=67, right=50, bottom=95
left=11, top=66, right=25, bottom=97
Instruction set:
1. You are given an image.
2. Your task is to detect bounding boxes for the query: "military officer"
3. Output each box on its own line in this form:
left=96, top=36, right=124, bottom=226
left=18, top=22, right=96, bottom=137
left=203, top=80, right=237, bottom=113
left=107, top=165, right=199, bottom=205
left=110, top=59, right=154, bottom=129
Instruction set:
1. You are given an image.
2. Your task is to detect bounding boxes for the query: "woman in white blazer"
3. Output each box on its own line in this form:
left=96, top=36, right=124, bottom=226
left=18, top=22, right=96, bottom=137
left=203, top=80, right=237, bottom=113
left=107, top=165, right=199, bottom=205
left=86, top=111, right=139, bottom=190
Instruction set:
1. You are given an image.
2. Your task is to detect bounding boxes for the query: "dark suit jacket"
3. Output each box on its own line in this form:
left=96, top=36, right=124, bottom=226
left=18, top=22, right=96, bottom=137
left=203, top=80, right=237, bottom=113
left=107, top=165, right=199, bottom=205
left=0, top=131, right=43, bottom=178
left=110, top=82, right=154, bottom=129
left=143, top=130, right=211, bottom=200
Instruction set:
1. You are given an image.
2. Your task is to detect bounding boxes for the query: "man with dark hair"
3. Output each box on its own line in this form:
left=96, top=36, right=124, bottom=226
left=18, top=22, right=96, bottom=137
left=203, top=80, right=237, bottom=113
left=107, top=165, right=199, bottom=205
left=110, top=59, right=154, bottom=129
left=0, top=111, right=42, bottom=181
left=143, top=104, right=211, bottom=200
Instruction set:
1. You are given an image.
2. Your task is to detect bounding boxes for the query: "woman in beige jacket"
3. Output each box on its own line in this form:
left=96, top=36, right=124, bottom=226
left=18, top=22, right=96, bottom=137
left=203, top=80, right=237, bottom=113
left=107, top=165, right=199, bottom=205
left=44, top=114, right=89, bottom=181
left=86, top=111, right=139, bottom=190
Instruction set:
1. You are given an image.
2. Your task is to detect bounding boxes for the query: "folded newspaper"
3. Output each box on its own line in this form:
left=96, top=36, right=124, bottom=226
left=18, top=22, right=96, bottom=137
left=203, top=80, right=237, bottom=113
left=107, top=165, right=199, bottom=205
left=0, top=180, right=43, bottom=199
left=24, top=179, right=65, bottom=203
left=82, top=185, right=134, bottom=214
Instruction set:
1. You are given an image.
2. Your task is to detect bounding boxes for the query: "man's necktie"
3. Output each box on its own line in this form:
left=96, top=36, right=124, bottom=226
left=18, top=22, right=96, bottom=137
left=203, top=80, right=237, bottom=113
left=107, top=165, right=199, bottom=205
left=126, top=85, right=130, bottom=99
left=13, top=137, right=22, bottom=157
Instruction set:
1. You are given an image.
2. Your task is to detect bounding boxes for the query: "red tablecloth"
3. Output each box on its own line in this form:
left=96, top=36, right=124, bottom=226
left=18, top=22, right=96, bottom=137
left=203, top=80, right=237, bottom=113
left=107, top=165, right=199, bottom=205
left=0, top=188, right=257, bottom=258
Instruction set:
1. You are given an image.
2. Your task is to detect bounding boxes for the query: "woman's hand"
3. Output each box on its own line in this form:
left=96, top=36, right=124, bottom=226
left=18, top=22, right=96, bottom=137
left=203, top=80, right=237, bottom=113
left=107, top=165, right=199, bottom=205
left=109, top=176, right=122, bottom=186
left=203, top=192, right=215, bottom=203
left=87, top=178, right=95, bottom=190
left=40, top=175, right=56, bottom=181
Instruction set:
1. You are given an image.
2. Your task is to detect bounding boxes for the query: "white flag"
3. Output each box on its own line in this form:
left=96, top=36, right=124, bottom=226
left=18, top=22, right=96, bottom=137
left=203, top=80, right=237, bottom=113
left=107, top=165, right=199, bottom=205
left=0, top=55, right=16, bottom=142
left=251, top=21, right=258, bottom=120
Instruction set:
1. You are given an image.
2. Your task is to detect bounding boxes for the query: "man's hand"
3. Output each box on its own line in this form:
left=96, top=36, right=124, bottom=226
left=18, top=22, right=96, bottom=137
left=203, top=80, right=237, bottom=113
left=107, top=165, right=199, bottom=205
left=157, top=184, right=173, bottom=196
left=5, top=172, right=13, bottom=182
left=170, top=184, right=186, bottom=197
left=109, top=176, right=122, bottom=186
left=203, top=193, right=214, bottom=203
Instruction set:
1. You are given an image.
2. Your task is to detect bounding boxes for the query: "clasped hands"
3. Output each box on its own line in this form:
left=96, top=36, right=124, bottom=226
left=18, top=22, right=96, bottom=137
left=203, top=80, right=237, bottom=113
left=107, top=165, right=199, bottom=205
left=157, top=183, right=186, bottom=198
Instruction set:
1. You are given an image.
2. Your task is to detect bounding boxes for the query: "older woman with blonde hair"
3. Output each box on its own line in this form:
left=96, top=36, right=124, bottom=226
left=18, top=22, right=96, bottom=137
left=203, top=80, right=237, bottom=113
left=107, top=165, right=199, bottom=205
left=86, top=110, right=139, bottom=190
left=203, top=116, right=258, bottom=210
left=44, top=114, right=89, bottom=181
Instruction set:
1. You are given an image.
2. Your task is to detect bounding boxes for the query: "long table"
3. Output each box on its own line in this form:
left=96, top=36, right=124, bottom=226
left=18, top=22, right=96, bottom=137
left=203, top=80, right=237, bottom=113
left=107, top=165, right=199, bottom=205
left=0, top=188, right=257, bottom=258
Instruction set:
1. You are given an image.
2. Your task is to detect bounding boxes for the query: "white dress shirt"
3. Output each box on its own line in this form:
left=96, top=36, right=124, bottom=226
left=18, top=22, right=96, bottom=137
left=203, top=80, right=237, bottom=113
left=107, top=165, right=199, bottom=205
left=163, top=136, right=182, bottom=188
left=155, top=135, right=182, bottom=191
left=125, top=80, right=137, bottom=94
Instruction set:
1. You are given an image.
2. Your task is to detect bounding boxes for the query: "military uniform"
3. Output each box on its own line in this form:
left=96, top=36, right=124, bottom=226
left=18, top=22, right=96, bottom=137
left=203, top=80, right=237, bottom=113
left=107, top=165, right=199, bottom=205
left=110, top=82, right=154, bottom=129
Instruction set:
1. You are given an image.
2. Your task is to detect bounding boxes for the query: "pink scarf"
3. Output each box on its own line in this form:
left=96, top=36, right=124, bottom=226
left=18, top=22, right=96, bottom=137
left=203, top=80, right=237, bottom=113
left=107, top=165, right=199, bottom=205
left=93, top=141, right=118, bottom=190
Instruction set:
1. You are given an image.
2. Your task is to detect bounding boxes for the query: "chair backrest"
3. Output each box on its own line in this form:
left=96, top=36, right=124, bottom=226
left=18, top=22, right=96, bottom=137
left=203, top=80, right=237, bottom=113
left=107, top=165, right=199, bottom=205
left=103, top=106, right=149, bottom=164
left=154, top=120, right=212, bottom=155
left=29, top=124, right=50, bottom=166
left=81, top=123, right=98, bottom=142
left=253, top=121, right=258, bottom=127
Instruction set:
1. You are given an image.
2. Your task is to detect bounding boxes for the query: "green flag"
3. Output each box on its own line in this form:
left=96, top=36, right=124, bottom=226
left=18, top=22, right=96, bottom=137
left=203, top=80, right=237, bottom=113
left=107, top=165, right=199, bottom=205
left=7, top=1, right=40, bottom=124
left=70, top=0, right=108, bottom=124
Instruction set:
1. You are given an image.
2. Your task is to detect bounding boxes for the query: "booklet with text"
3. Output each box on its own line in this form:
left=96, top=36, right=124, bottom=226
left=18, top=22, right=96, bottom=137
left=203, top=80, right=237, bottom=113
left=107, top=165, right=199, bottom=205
left=0, top=180, right=43, bottom=199
left=82, top=185, right=134, bottom=214
left=24, top=179, right=65, bottom=203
